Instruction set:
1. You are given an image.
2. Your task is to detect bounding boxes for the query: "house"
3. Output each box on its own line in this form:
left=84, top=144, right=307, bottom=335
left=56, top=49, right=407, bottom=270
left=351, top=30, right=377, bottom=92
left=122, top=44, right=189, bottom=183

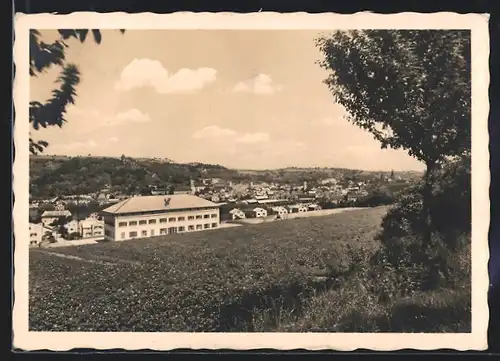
left=40, top=210, right=72, bottom=227
left=101, top=195, right=221, bottom=241
left=320, top=178, right=337, bottom=185
left=308, top=204, right=322, bottom=211
left=288, top=205, right=308, bottom=213
left=64, top=220, right=79, bottom=234
left=79, top=217, right=105, bottom=238
left=255, top=195, right=269, bottom=201
left=29, top=223, right=53, bottom=247
left=271, top=206, right=288, bottom=219
left=229, top=208, right=246, bottom=220
left=249, top=207, right=268, bottom=218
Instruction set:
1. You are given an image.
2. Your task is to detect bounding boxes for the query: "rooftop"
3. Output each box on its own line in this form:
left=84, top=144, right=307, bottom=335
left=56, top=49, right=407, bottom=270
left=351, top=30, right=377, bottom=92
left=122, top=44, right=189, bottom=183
left=101, top=195, right=220, bottom=215
left=41, top=210, right=72, bottom=217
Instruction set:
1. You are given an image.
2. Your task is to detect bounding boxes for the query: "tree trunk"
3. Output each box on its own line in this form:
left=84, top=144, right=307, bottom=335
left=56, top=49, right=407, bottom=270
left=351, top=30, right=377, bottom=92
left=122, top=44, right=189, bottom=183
left=422, top=161, right=436, bottom=248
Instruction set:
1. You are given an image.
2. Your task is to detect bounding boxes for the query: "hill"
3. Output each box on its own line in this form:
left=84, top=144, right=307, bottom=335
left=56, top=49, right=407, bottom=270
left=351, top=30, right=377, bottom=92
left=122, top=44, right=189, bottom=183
left=30, top=154, right=422, bottom=199
left=29, top=155, right=237, bottom=198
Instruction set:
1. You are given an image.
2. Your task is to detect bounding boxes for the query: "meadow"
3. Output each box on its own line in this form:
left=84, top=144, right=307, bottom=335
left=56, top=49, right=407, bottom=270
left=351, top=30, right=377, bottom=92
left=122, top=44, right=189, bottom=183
left=29, top=206, right=469, bottom=332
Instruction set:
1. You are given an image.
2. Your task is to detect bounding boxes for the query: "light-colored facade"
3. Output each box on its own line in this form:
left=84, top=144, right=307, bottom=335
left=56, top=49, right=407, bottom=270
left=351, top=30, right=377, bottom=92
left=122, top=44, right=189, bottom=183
left=29, top=223, right=53, bottom=247
left=288, top=205, right=308, bottom=213
left=229, top=208, right=246, bottom=220
left=101, top=195, right=220, bottom=242
left=251, top=207, right=268, bottom=218
left=41, top=210, right=72, bottom=227
left=271, top=206, right=289, bottom=218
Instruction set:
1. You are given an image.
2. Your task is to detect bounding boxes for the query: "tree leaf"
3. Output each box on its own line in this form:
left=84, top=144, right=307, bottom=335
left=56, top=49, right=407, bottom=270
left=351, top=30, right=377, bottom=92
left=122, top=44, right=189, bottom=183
left=92, top=29, right=102, bottom=44
left=76, top=29, right=89, bottom=43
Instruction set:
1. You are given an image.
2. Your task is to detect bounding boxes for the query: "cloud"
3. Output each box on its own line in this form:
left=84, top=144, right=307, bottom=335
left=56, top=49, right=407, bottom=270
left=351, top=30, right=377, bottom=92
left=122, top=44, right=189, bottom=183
left=235, top=132, right=270, bottom=144
left=67, top=107, right=151, bottom=129
left=104, top=109, right=151, bottom=126
left=231, top=74, right=283, bottom=95
left=192, top=125, right=270, bottom=145
left=192, top=125, right=237, bottom=139
left=115, top=58, right=217, bottom=94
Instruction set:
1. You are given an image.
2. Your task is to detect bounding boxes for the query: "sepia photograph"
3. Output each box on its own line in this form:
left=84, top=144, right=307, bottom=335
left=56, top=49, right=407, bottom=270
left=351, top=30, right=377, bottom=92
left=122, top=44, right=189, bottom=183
left=13, top=12, right=489, bottom=351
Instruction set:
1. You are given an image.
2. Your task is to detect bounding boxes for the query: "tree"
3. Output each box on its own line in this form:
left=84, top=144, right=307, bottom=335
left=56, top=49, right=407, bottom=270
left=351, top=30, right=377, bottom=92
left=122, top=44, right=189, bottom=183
left=30, top=29, right=125, bottom=154
left=316, top=30, right=470, bottom=246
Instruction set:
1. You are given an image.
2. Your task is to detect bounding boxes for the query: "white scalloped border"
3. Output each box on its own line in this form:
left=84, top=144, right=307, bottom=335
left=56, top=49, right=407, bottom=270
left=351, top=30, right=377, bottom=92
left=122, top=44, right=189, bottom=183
left=12, top=11, right=490, bottom=351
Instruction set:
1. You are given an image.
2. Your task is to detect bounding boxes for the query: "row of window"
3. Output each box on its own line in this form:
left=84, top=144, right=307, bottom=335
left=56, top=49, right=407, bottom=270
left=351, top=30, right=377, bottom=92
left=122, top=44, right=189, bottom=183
left=122, top=223, right=218, bottom=239
left=116, top=214, right=218, bottom=228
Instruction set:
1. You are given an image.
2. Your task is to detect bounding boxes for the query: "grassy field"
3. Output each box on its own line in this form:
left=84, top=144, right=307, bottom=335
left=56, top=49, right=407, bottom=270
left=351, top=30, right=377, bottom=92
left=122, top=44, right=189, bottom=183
left=29, top=205, right=469, bottom=332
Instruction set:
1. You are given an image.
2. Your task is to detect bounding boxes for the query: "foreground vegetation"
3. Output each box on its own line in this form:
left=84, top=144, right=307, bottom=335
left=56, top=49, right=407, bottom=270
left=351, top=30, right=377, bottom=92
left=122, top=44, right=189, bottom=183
left=30, top=207, right=385, bottom=331
left=29, top=205, right=470, bottom=332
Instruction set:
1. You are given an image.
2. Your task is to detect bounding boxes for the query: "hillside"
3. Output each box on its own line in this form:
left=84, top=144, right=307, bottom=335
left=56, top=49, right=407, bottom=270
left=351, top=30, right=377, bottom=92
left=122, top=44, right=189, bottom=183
left=30, top=154, right=422, bottom=198
left=29, top=155, right=237, bottom=198
left=29, top=205, right=468, bottom=333
left=29, top=207, right=387, bottom=332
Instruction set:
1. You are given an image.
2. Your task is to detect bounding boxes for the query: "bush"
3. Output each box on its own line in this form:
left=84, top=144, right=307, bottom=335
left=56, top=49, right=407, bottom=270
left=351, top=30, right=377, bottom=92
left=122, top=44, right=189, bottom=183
left=356, top=187, right=395, bottom=208
left=378, top=155, right=470, bottom=247
left=374, top=156, right=471, bottom=295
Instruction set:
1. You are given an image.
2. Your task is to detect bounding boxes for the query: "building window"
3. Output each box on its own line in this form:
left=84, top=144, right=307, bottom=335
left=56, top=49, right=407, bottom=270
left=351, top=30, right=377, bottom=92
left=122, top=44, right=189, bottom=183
left=196, top=224, right=203, bottom=230
left=160, top=228, right=167, bottom=235
left=178, top=226, right=185, bottom=232
left=188, top=225, right=195, bottom=231
left=129, top=221, right=137, bottom=226
left=196, top=215, right=203, bottom=220
left=178, top=217, right=185, bottom=221
left=141, top=230, right=147, bottom=237
left=188, top=216, right=195, bottom=220
left=160, top=218, right=167, bottom=223
left=30, top=233, right=37, bottom=237
left=118, top=222, right=127, bottom=227
left=168, top=217, right=176, bottom=222
left=139, top=220, right=147, bottom=225
left=151, top=229, right=155, bottom=236
left=204, top=224, right=210, bottom=229
left=211, top=214, right=217, bottom=218
left=212, top=223, right=217, bottom=228
left=204, top=214, right=210, bottom=219
left=129, top=231, right=138, bottom=238
left=121, top=232, right=125, bottom=239
left=149, top=219, right=156, bottom=224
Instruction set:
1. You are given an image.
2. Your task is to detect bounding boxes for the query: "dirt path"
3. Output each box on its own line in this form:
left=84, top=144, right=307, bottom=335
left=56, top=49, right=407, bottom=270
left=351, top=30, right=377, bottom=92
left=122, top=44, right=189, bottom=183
left=36, top=250, right=118, bottom=266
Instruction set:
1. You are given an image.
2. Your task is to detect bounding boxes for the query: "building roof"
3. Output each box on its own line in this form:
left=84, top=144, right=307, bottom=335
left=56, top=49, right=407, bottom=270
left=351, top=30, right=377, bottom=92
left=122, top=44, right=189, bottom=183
left=101, top=195, right=220, bottom=215
left=41, top=210, right=72, bottom=217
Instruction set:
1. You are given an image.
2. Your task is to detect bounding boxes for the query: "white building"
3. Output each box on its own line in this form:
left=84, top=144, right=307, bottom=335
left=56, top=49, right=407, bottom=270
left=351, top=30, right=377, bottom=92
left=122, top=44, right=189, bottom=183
left=271, top=206, right=288, bottom=219
left=80, top=217, right=104, bottom=238
left=29, top=223, right=53, bottom=247
left=40, top=210, right=72, bottom=227
left=101, top=195, right=221, bottom=242
left=308, top=204, right=322, bottom=211
left=250, top=207, right=268, bottom=218
left=288, top=205, right=308, bottom=213
left=229, top=208, right=246, bottom=220
left=65, top=217, right=105, bottom=239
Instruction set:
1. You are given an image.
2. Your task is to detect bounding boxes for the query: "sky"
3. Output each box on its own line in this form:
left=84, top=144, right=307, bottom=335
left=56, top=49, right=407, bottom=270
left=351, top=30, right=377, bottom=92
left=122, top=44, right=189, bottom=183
left=30, top=30, right=425, bottom=172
